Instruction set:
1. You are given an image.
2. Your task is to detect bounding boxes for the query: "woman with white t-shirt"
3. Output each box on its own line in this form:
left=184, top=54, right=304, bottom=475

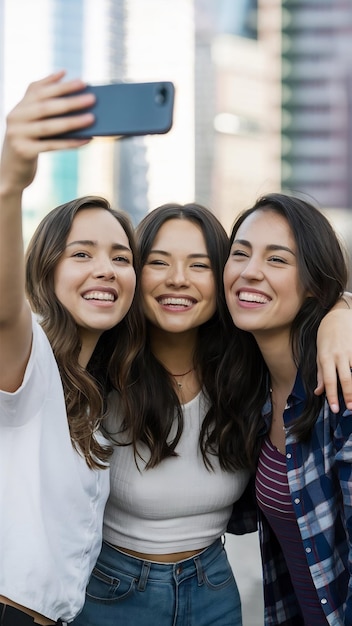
left=0, top=72, right=143, bottom=625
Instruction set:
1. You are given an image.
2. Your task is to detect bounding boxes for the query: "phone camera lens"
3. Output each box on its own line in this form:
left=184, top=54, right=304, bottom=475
left=155, top=86, right=168, bottom=105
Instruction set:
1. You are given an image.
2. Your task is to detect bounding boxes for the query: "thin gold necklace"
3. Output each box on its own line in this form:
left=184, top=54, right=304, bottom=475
left=168, top=367, right=194, bottom=388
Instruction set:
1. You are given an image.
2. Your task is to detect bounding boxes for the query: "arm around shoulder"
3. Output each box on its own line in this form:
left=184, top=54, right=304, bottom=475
left=316, top=301, right=352, bottom=413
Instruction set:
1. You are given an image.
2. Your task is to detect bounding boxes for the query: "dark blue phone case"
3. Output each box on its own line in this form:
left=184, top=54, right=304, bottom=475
left=57, top=81, right=175, bottom=138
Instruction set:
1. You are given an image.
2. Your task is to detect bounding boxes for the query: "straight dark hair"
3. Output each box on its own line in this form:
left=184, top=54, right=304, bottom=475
left=108, top=202, right=241, bottom=470
left=218, top=193, right=348, bottom=469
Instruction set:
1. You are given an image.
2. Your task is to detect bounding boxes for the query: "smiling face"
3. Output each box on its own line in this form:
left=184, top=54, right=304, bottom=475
left=54, top=208, right=136, bottom=344
left=141, top=218, right=217, bottom=335
left=224, top=209, right=307, bottom=342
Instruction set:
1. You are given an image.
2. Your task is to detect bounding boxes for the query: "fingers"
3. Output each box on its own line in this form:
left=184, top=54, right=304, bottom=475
left=6, top=71, right=96, bottom=153
left=10, top=71, right=93, bottom=122
left=333, top=359, right=352, bottom=411
left=6, top=115, right=94, bottom=155
left=21, top=70, right=91, bottom=109
left=315, top=358, right=339, bottom=413
left=315, top=355, right=352, bottom=413
left=316, top=308, right=352, bottom=413
left=0, top=71, right=95, bottom=191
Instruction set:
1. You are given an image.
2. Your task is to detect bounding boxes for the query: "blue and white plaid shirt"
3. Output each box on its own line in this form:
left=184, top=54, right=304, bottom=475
left=228, top=371, right=352, bottom=625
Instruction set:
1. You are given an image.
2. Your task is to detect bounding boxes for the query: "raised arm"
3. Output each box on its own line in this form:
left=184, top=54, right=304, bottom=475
left=0, top=71, right=95, bottom=392
left=315, top=295, right=352, bottom=412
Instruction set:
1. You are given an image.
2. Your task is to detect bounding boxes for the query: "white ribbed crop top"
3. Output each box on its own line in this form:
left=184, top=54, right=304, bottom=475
left=103, top=390, right=249, bottom=554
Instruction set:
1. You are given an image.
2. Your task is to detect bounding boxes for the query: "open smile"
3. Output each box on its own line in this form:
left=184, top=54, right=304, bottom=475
left=82, top=289, right=117, bottom=302
left=156, top=296, right=196, bottom=308
left=237, top=290, right=271, bottom=305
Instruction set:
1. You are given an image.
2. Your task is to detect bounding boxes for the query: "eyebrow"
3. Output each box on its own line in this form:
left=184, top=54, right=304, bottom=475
left=149, top=249, right=210, bottom=259
left=66, top=240, right=132, bottom=252
left=233, top=239, right=296, bottom=257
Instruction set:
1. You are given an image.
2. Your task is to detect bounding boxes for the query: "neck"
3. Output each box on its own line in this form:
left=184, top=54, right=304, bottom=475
left=269, top=366, right=297, bottom=398
left=148, top=325, right=197, bottom=374
left=78, top=330, right=101, bottom=368
left=254, top=330, right=297, bottom=393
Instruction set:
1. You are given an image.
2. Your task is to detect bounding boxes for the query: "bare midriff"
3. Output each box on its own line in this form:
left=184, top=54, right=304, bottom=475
left=0, top=595, right=56, bottom=625
left=115, top=546, right=205, bottom=563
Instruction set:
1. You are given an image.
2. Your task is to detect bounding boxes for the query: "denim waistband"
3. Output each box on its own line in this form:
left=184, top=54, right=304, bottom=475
left=100, top=538, right=224, bottom=587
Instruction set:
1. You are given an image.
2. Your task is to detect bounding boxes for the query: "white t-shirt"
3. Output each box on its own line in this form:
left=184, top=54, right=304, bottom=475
left=103, top=390, right=249, bottom=553
left=0, top=315, right=110, bottom=623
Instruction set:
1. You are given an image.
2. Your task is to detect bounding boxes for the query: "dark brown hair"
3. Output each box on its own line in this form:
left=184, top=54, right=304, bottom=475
left=218, top=193, right=348, bottom=469
left=109, top=202, right=240, bottom=471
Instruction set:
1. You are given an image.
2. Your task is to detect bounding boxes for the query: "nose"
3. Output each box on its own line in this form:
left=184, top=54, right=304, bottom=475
left=165, top=262, right=190, bottom=287
left=240, top=256, right=264, bottom=281
left=93, top=255, right=116, bottom=280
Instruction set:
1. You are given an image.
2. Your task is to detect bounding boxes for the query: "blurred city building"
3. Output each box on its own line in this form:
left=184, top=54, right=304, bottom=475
left=280, top=0, right=352, bottom=209
left=2, top=0, right=352, bottom=240
left=195, top=0, right=281, bottom=232
left=119, top=0, right=195, bottom=223
left=194, top=0, right=352, bottom=273
left=278, top=0, right=352, bottom=281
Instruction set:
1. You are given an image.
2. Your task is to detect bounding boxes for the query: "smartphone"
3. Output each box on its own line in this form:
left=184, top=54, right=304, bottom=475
left=56, top=81, right=175, bottom=138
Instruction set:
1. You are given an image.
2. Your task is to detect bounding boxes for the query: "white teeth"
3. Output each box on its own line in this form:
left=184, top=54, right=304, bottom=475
left=159, top=297, right=193, bottom=306
left=83, top=291, right=115, bottom=301
left=239, top=291, right=269, bottom=304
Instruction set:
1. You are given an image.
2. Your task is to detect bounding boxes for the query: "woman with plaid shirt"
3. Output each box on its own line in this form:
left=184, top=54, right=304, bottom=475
left=222, top=193, right=352, bottom=625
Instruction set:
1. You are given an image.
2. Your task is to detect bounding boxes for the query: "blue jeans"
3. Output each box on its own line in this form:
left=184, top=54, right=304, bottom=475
left=73, top=538, right=242, bottom=626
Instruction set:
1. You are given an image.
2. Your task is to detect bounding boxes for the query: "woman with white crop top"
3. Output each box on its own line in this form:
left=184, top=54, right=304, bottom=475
left=0, top=72, right=143, bottom=625
left=73, top=203, right=352, bottom=626
left=72, top=203, right=248, bottom=626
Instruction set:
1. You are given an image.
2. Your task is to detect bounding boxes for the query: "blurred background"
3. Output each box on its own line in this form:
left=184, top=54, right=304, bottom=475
left=1, top=0, right=352, bottom=247
left=1, top=1, right=352, bottom=622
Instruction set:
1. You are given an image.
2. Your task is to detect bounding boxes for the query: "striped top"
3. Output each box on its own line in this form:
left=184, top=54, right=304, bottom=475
left=256, top=436, right=295, bottom=519
left=256, top=436, right=327, bottom=625
left=228, top=370, right=351, bottom=625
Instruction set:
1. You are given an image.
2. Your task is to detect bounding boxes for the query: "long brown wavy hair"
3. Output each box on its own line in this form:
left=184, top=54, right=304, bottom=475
left=25, top=196, right=145, bottom=469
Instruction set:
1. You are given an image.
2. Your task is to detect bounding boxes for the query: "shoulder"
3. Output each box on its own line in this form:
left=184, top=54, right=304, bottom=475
left=0, top=313, right=62, bottom=425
